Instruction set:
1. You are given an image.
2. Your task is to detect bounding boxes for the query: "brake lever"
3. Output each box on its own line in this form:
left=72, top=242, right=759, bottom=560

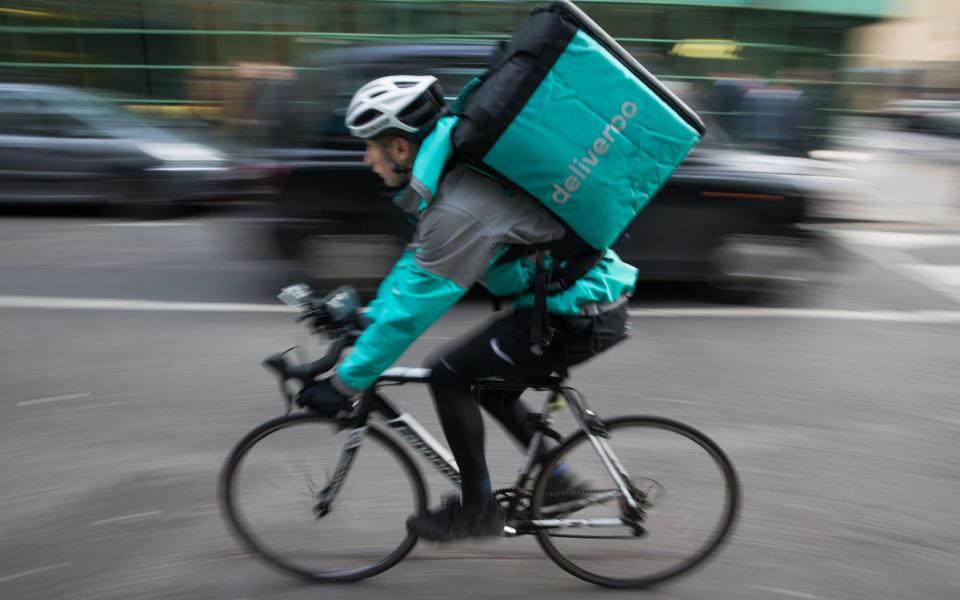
left=295, top=309, right=321, bottom=324
left=262, top=347, right=299, bottom=415
left=262, top=347, right=297, bottom=377
left=295, top=301, right=329, bottom=326
left=278, top=381, right=296, bottom=415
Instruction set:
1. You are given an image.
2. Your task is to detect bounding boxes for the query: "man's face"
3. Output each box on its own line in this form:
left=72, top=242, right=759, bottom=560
left=363, top=137, right=414, bottom=188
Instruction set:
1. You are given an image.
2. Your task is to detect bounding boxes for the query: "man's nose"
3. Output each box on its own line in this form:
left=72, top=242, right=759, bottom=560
left=363, top=148, right=373, bottom=166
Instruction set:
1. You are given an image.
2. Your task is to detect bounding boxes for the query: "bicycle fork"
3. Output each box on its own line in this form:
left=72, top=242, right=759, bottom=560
left=313, top=426, right=367, bottom=518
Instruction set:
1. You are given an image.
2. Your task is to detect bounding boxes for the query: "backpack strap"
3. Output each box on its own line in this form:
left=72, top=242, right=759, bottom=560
left=529, top=248, right=552, bottom=356
left=547, top=245, right=604, bottom=294
left=480, top=187, right=605, bottom=352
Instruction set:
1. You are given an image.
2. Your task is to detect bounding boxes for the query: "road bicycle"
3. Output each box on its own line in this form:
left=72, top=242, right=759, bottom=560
left=219, top=284, right=740, bottom=588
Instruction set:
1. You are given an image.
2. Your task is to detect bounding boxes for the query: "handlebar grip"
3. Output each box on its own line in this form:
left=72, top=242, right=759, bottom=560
left=263, top=353, right=291, bottom=377
left=285, top=355, right=336, bottom=383
left=294, top=336, right=350, bottom=381
left=262, top=336, right=353, bottom=384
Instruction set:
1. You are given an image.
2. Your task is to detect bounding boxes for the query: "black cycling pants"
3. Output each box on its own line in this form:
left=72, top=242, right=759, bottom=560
left=426, top=304, right=629, bottom=507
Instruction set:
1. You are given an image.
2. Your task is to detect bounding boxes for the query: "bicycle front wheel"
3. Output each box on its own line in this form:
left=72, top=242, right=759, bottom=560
left=219, top=415, right=427, bottom=582
left=532, top=416, right=739, bottom=588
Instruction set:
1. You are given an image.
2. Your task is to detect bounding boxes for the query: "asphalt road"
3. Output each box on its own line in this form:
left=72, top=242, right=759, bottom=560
left=1, top=213, right=959, bottom=600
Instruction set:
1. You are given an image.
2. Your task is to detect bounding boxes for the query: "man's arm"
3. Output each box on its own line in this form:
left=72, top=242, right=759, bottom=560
left=363, top=247, right=416, bottom=325
left=332, top=205, right=501, bottom=394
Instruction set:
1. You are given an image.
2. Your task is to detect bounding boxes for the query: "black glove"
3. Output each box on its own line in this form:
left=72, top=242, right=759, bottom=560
left=296, top=378, right=353, bottom=417
left=358, top=310, right=373, bottom=330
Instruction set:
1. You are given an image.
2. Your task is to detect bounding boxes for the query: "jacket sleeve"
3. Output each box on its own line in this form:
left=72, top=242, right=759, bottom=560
left=333, top=261, right=467, bottom=393
left=363, top=248, right=416, bottom=325
left=333, top=205, right=500, bottom=393
left=481, top=254, right=533, bottom=297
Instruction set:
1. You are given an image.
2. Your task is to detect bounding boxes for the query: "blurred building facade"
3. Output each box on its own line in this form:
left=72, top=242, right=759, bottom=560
left=846, top=0, right=960, bottom=111
left=0, top=0, right=909, bottom=150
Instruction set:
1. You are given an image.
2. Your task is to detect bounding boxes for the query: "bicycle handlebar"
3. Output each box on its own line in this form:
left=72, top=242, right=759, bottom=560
left=262, top=334, right=355, bottom=385
left=262, top=284, right=363, bottom=391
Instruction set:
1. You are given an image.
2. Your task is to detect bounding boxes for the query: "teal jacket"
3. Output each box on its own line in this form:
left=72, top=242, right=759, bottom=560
left=332, top=117, right=637, bottom=394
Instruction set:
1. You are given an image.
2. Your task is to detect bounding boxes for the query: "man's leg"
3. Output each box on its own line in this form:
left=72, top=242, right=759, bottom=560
left=425, top=308, right=602, bottom=501
left=427, top=359, right=494, bottom=507
left=409, top=310, right=558, bottom=541
left=410, top=306, right=629, bottom=541
left=428, top=376, right=573, bottom=496
left=476, top=388, right=533, bottom=448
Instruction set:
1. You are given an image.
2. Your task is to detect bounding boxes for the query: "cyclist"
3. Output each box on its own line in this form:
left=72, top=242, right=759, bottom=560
left=298, top=75, right=637, bottom=542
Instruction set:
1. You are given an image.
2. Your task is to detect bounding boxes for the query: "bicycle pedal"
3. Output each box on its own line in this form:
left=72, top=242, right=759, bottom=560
left=621, top=517, right=646, bottom=537
left=503, top=520, right=537, bottom=536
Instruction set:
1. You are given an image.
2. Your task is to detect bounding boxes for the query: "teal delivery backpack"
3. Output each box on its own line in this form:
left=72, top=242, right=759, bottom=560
left=453, top=0, right=705, bottom=254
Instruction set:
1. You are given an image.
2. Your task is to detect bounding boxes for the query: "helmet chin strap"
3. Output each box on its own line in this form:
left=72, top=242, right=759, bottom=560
left=374, top=139, right=412, bottom=183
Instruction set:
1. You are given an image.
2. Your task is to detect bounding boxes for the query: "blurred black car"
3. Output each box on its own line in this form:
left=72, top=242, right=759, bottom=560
left=252, top=44, right=837, bottom=293
left=0, top=83, right=274, bottom=216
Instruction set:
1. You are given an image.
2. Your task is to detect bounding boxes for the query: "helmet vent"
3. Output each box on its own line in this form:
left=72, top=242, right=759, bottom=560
left=353, top=109, right=380, bottom=126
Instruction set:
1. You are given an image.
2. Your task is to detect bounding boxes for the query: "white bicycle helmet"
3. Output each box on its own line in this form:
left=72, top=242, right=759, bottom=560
left=345, top=75, right=446, bottom=141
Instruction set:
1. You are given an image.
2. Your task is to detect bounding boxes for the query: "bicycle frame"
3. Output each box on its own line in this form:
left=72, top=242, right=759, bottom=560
left=235, top=287, right=738, bottom=586
left=323, top=367, right=645, bottom=534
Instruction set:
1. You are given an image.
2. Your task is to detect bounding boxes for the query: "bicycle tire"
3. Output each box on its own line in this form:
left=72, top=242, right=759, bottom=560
left=219, top=414, right=427, bottom=582
left=532, top=415, right=739, bottom=588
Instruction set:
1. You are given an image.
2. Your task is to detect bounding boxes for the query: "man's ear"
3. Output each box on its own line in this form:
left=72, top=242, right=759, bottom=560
left=393, top=137, right=413, bottom=161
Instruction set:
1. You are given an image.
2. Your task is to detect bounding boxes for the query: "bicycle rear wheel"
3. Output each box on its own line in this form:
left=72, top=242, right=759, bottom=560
left=532, top=416, right=739, bottom=588
left=219, top=414, right=426, bottom=582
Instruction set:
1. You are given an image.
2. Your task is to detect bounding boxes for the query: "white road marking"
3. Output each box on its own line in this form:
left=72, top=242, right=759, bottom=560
left=90, top=222, right=202, bottom=227
left=902, top=264, right=960, bottom=305
left=749, top=586, right=832, bottom=600
left=828, top=233, right=960, bottom=305
left=16, top=392, right=92, bottom=407
left=1, top=294, right=960, bottom=321
left=0, top=562, right=73, bottom=583
left=905, top=264, right=960, bottom=287
left=808, top=149, right=873, bottom=162
left=0, top=295, right=294, bottom=313
left=91, top=510, right=164, bottom=526
left=76, top=401, right=127, bottom=410
left=628, top=308, right=960, bottom=322
left=830, top=230, right=960, bottom=249
left=643, top=396, right=702, bottom=405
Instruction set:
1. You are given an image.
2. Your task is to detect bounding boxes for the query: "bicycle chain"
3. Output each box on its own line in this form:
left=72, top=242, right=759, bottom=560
left=494, top=479, right=662, bottom=509
left=494, top=486, right=619, bottom=501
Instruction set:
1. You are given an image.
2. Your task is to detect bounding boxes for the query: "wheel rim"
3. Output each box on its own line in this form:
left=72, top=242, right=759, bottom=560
left=220, top=416, right=425, bottom=581
left=533, top=417, right=739, bottom=588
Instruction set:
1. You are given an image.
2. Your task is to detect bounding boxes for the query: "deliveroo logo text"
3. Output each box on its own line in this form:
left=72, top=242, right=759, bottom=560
left=551, top=100, right=638, bottom=205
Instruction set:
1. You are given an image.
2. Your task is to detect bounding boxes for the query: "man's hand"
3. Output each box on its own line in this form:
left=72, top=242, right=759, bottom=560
left=296, top=378, right=353, bottom=416
left=358, top=308, right=374, bottom=330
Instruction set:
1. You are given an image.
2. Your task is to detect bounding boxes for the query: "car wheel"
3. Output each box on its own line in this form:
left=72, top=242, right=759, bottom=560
left=104, top=175, right=185, bottom=220
left=709, top=233, right=827, bottom=302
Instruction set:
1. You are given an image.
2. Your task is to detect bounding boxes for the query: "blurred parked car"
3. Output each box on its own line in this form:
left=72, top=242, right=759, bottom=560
left=250, top=44, right=839, bottom=294
left=0, top=83, right=275, bottom=216
left=920, top=109, right=960, bottom=137
left=882, top=98, right=960, bottom=135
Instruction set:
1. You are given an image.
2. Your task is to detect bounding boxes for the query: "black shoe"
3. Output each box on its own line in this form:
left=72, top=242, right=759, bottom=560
left=406, top=495, right=505, bottom=542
